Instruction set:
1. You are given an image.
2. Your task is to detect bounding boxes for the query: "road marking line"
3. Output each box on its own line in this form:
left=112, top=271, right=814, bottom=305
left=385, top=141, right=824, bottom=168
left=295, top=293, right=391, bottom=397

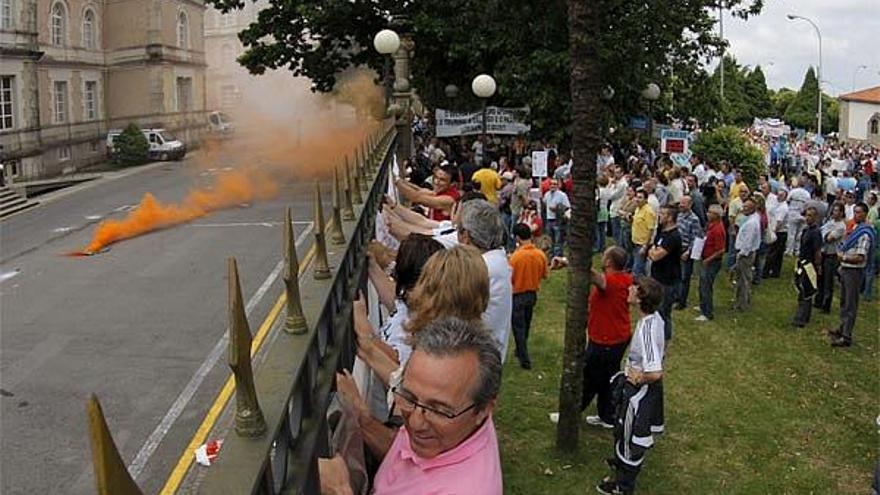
left=0, top=270, right=20, bottom=284
left=191, top=221, right=313, bottom=228
left=128, top=222, right=313, bottom=481
left=159, top=240, right=317, bottom=495
left=52, top=227, right=73, bottom=233
left=84, top=215, right=103, bottom=220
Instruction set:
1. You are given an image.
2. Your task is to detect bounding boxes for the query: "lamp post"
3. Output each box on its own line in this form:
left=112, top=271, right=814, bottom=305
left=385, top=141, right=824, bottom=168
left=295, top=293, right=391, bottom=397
left=472, top=74, right=496, bottom=136
left=373, top=29, right=400, bottom=111
left=787, top=14, right=823, bottom=136
left=375, top=17, right=413, bottom=162
left=641, top=83, right=661, bottom=141
left=852, top=64, right=868, bottom=92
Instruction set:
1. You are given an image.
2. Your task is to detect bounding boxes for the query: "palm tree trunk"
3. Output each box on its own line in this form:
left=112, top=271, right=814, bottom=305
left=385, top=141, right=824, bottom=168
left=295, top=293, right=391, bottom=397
left=556, top=0, right=603, bottom=452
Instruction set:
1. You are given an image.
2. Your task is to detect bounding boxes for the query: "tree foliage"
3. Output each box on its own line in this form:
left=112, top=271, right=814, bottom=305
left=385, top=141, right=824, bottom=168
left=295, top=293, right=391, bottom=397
left=784, top=67, right=820, bottom=131
left=744, top=65, right=773, bottom=118
left=113, top=123, right=149, bottom=166
left=692, top=125, right=764, bottom=187
left=206, top=0, right=763, bottom=139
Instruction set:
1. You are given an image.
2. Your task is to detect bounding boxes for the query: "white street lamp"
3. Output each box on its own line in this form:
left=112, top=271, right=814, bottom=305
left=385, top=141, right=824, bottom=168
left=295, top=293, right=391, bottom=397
left=472, top=74, right=496, bottom=135
left=852, top=64, right=868, bottom=92
left=787, top=14, right=823, bottom=136
left=641, top=83, right=661, bottom=101
left=642, top=83, right=661, bottom=140
left=373, top=29, right=400, bottom=55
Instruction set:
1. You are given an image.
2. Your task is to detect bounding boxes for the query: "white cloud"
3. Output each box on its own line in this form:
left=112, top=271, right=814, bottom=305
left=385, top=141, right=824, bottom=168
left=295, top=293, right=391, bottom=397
left=720, top=0, right=879, bottom=95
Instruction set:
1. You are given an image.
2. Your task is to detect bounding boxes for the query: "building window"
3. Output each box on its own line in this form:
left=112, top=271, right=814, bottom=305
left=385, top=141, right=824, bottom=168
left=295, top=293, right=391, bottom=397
left=221, top=12, right=234, bottom=28
left=53, top=80, right=68, bottom=123
left=51, top=1, right=66, bottom=46
left=177, top=11, right=188, bottom=48
left=84, top=80, right=97, bottom=120
left=0, top=76, right=13, bottom=131
left=58, top=146, right=71, bottom=161
left=82, top=8, right=95, bottom=49
left=220, top=84, right=237, bottom=109
left=176, top=77, right=192, bottom=112
left=221, top=43, right=234, bottom=63
left=1, top=0, right=12, bottom=29
left=871, top=118, right=879, bottom=135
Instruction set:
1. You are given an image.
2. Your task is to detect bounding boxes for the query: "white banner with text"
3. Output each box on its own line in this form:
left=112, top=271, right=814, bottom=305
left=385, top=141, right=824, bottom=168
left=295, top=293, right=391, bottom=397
left=435, top=107, right=531, bottom=137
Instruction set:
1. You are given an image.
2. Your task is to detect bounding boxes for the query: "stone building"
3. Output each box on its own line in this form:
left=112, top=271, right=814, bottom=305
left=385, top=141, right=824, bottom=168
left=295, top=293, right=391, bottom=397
left=0, top=0, right=207, bottom=181
left=204, top=1, right=266, bottom=111
left=838, top=86, right=880, bottom=146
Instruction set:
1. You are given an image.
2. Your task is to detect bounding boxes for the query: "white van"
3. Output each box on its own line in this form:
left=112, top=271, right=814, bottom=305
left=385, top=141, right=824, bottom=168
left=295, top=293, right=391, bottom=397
left=207, top=111, right=234, bottom=135
left=107, top=128, right=187, bottom=161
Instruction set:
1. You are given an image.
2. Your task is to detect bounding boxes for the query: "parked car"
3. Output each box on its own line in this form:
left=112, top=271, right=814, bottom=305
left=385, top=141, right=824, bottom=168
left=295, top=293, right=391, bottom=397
left=106, top=128, right=187, bottom=161
left=207, top=111, right=234, bottom=135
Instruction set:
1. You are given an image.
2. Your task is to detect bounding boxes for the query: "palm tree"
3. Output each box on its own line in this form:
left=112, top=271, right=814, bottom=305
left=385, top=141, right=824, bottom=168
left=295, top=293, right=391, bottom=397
left=556, top=0, right=602, bottom=452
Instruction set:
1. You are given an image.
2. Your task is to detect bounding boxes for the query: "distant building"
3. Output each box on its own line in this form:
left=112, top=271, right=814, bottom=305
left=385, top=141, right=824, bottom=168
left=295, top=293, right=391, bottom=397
left=838, top=85, right=880, bottom=146
left=204, top=2, right=266, bottom=111
left=1, top=0, right=208, bottom=181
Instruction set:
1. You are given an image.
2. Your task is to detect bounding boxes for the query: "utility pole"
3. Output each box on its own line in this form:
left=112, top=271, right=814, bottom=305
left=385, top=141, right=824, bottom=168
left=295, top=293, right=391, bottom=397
left=719, top=4, right=724, bottom=102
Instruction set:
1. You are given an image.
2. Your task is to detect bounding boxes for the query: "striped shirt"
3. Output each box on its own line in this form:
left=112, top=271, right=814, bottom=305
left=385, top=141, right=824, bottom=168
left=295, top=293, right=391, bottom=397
left=626, top=312, right=665, bottom=374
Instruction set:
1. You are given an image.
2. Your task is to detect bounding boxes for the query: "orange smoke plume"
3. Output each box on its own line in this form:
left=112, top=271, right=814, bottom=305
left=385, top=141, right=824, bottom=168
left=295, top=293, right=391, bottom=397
left=80, top=169, right=277, bottom=254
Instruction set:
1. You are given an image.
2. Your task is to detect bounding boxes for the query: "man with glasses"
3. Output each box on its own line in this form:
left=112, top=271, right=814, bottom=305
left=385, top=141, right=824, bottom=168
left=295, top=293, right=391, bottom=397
left=324, top=317, right=503, bottom=494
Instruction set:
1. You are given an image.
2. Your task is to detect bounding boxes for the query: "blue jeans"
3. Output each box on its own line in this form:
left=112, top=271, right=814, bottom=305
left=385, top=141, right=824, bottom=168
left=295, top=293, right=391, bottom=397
left=594, top=221, right=607, bottom=252
left=611, top=217, right=623, bottom=247
left=862, top=250, right=878, bottom=300
left=501, top=211, right=514, bottom=251
left=632, top=245, right=647, bottom=277
left=699, top=259, right=722, bottom=319
left=547, top=219, right=565, bottom=257
left=659, top=282, right=677, bottom=340
left=678, top=258, right=694, bottom=306
left=753, top=242, right=768, bottom=285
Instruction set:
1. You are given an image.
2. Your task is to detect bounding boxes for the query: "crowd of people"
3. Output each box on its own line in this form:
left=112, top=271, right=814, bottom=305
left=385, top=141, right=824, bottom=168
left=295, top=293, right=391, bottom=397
left=317, top=121, right=878, bottom=494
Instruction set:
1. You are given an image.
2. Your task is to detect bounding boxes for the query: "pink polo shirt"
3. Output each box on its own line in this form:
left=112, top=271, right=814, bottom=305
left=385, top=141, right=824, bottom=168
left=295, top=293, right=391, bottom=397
left=372, top=416, right=502, bottom=495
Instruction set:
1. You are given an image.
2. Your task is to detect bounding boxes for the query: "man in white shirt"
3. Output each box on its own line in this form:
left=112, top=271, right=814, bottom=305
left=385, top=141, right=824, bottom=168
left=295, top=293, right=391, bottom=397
left=764, top=188, right=790, bottom=278
left=786, top=182, right=811, bottom=254
left=543, top=179, right=571, bottom=258
left=733, top=198, right=762, bottom=311
left=456, top=200, right=513, bottom=362
left=608, top=167, right=629, bottom=248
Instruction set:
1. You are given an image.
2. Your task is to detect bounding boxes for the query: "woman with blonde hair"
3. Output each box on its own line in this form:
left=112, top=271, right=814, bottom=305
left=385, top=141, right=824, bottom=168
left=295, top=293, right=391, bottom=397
left=355, top=244, right=490, bottom=387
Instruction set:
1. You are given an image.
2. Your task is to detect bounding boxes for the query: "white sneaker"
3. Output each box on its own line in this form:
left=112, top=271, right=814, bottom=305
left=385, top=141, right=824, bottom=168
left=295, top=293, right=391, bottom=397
left=585, top=415, right=614, bottom=429
left=695, top=315, right=710, bottom=322
left=692, top=306, right=701, bottom=312
left=549, top=412, right=559, bottom=424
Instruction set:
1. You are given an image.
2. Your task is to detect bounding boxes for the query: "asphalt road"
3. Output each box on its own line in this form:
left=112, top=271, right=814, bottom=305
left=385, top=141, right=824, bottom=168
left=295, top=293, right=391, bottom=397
left=0, top=150, right=328, bottom=494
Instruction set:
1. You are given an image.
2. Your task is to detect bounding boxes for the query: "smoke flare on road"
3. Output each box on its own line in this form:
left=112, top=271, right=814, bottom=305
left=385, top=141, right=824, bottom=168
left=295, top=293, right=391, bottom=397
left=80, top=169, right=278, bottom=254
left=76, top=68, right=384, bottom=255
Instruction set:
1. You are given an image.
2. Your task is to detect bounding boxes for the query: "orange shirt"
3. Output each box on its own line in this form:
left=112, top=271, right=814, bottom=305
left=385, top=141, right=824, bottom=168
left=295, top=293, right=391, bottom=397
left=509, top=244, right=548, bottom=294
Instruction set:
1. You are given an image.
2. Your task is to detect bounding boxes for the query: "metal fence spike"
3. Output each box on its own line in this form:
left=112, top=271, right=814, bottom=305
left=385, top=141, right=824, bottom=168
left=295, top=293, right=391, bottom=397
left=347, top=155, right=363, bottom=205
left=228, top=257, right=267, bottom=437
left=341, top=163, right=355, bottom=220
left=283, top=208, right=308, bottom=333
left=329, top=169, right=346, bottom=245
left=87, top=395, right=144, bottom=495
left=312, top=181, right=332, bottom=280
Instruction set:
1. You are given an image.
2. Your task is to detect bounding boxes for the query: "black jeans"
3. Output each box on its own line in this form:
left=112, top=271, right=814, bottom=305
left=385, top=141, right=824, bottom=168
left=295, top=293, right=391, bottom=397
left=580, top=339, right=629, bottom=423
left=511, top=291, right=538, bottom=365
left=814, top=254, right=838, bottom=312
left=764, top=232, right=787, bottom=278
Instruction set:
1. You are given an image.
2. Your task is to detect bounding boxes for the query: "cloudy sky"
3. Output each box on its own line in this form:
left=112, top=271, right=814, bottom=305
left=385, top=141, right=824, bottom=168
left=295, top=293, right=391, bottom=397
left=720, top=0, right=879, bottom=96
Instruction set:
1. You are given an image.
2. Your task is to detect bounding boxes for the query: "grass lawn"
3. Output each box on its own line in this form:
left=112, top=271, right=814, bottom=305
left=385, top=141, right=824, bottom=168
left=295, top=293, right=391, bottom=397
left=496, top=256, right=879, bottom=494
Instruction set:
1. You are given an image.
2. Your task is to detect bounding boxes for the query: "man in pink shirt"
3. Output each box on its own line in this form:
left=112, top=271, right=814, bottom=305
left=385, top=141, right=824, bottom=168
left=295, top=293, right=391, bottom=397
left=322, top=317, right=503, bottom=494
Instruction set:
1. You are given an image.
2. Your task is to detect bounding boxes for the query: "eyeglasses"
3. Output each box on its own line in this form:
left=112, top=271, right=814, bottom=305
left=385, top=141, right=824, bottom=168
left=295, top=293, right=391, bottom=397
left=392, top=386, right=477, bottom=421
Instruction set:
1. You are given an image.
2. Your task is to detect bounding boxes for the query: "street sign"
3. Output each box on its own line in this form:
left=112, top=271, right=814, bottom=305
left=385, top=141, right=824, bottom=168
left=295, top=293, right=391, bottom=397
left=661, top=129, right=689, bottom=154
left=628, top=116, right=649, bottom=130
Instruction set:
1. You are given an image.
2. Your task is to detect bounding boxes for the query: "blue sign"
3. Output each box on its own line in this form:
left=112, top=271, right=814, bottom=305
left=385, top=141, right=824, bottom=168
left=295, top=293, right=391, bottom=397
left=629, top=116, right=649, bottom=130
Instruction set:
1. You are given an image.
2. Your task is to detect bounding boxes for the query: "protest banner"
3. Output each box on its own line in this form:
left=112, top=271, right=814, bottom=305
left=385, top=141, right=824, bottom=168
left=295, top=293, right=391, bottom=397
left=661, top=129, right=690, bottom=154
left=436, top=107, right=531, bottom=137
left=531, top=151, right=548, bottom=177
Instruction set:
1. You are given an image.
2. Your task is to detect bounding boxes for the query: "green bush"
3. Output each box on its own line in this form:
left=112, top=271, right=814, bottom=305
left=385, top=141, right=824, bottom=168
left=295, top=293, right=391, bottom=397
left=691, top=125, right=765, bottom=188
left=113, top=123, right=149, bottom=166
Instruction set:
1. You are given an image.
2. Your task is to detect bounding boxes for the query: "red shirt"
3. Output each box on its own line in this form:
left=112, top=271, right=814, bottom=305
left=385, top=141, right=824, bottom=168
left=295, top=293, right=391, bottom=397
left=702, top=219, right=726, bottom=260
left=587, top=271, right=633, bottom=345
left=429, top=186, right=460, bottom=221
